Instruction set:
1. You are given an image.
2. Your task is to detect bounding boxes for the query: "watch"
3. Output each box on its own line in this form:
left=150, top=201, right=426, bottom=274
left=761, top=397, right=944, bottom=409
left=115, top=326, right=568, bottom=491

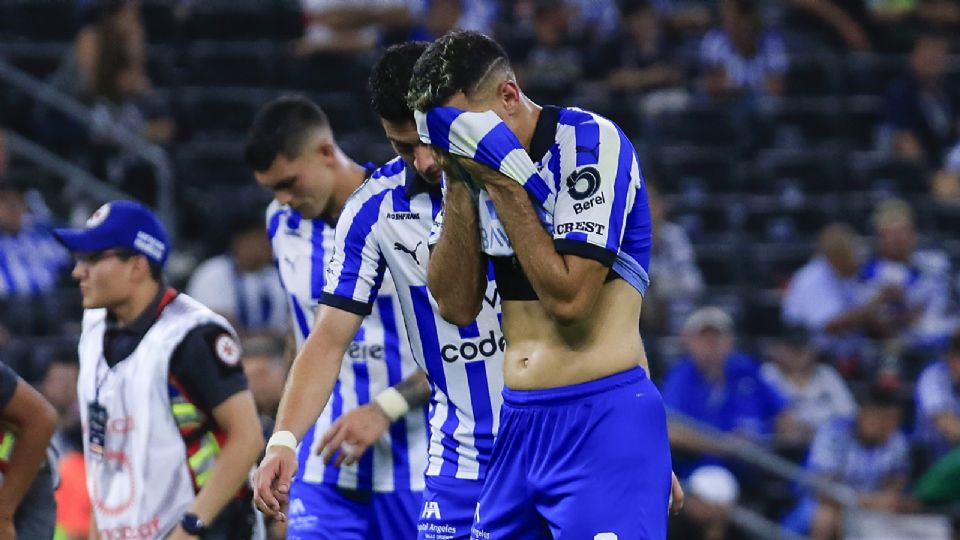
left=180, top=513, right=207, bottom=536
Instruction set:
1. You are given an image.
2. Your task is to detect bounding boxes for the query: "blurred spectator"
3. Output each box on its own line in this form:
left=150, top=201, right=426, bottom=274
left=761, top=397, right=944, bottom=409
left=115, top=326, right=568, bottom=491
left=51, top=0, right=146, bottom=102
left=782, top=223, right=868, bottom=364
left=0, top=178, right=70, bottom=299
left=508, top=1, right=584, bottom=103
left=785, top=0, right=874, bottom=52
left=408, top=0, right=463, bottom=41
left=298, top=0, right=413, bottom=55
left=0, top=131, right=7, bottom=179
left=914, top=328, right=960, bottom=459
left=648, top=0, right=713, bottom=33
left=700, top=0, right=787, bottom=101
left=53, top=449, right=90, bottom=540
left=913, top=441, right=960, bottom=507
left=586, top=0, right=688, bottom=112
left=761, top=326, right=857, bottom=443
left=882, top=32, right=958, bottom=168
left=672, top=464, right=740, bottom=540
left=661, top=307, right=797, bottom=474
left=930, top=140, right=960, bottom=203
left=37, top=354, right=80, bottom=454
left=186, top=214, right=288, bottom=336
left=857, top=198, right=954, bottom=348
left=241, top=335, right=286, bottom=430
left=566, top=0, right=621, bottom=44
left=643, top=183, right=703, bottom=336
left=783, top=387, right=909, bottom=539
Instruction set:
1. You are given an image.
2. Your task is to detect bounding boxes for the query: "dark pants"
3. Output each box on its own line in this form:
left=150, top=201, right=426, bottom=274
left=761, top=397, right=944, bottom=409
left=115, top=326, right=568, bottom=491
left=15, top=463, right=56, bottom=540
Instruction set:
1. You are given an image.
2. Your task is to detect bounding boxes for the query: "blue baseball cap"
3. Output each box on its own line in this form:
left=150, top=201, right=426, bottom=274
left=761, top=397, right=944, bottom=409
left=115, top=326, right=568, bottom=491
left=53, top=200, right=170, bottom=266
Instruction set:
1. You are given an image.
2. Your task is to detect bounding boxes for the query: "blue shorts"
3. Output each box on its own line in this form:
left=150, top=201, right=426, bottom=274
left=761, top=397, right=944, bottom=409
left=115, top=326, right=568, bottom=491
left=286, top=480, right=421, bottom=540
left=471, top=367, right=672, bottom=540
left=418, top=475, right=484, bottom=540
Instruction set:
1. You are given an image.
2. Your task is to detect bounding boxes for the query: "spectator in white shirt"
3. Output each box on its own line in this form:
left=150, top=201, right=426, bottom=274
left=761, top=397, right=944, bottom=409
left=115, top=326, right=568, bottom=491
left=782, top=223, right=867, bottom=361
left=761, top=326, right=857, bottom=444
left=186, top=214, right=288, bottom=336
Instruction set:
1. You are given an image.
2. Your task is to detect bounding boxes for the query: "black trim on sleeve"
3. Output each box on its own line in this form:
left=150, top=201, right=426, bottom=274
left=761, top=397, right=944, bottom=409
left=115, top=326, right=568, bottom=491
left=319, top=293, right=374, bottom=316
left=554, top=239, right=617, bottom=267
left=169, top=323, right=248, bottom=414
left=0, top=362, right=20, bottom=410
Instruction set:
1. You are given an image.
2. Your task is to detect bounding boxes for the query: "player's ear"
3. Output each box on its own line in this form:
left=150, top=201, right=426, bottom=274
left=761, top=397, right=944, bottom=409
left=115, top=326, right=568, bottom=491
left=498, top=80, right=521, bottom=114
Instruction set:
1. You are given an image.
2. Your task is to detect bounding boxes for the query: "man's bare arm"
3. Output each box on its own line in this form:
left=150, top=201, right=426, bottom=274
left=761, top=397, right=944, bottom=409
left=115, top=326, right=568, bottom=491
left=482, top=174, right=607, bottom=325
left=0, top=380, right=56, bottom=521
left=428, top=180, right=487, bottom=326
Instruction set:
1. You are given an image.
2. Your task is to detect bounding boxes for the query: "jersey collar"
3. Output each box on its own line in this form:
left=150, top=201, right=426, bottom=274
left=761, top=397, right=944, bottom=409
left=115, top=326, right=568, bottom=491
left=529, top=105, right=560, bottom=163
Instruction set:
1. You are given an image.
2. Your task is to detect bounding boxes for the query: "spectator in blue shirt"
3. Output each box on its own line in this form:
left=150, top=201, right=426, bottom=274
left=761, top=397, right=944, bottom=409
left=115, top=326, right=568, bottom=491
left=0, top=178, right=69, bottom=299
left=662, top=306, right=796, bottom=474
left=783, top=386, right=909, bottom=539
left=914, top=328, right=960, bottom=460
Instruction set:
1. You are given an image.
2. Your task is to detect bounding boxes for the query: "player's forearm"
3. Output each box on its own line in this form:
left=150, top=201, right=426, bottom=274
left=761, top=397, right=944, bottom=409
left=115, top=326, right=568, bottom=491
left=485, top=181, right=602, bottom=322
left=190, top=405, right=264, bottom=523
left=0, top=385, right=57, bottom=517
left=392, top=370, right=431, bottom=410
left=428, top=182, right=486, bottom=325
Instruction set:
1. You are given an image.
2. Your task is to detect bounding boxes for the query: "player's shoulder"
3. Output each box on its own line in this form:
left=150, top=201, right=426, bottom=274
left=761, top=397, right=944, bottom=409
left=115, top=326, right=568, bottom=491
left=556, top=107, right=627, bottom=152
left=346, top=157, right=407, bottom=207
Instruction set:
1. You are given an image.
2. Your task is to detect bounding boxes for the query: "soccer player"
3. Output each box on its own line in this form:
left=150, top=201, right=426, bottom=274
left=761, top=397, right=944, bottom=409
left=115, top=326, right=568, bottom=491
left=410, top=31, right=677, bottom=538
left=245, top=96, right=430, bottom=539
left=0, top=361, right=57, bottom=539
left=53, top=200, right=264, bottom=539
left=254, top=42, right=505, bottom=540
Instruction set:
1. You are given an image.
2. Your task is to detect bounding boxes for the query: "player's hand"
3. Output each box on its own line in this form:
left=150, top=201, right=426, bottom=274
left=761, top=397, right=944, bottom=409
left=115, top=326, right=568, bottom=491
left=253, top=446, right=298, bottom=522
left=669, top=471, right=685, bottom=514
left=316, top=403, right=390, bottom=467
left=453, top=156, right=516, bottom=190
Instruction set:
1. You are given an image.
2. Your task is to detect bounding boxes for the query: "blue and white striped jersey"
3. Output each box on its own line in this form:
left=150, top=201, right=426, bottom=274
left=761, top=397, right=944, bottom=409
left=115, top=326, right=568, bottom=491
left=418, top=105, right=652, bottom=295
left=807, top=417, right=909, bottom=493
left=0, top=218, right=69, bottom=297
left=320, top=159, right=504, bottom=481
left=915, top=360, right=960, bottom=459
left=266, top=200, right=428, bottom=493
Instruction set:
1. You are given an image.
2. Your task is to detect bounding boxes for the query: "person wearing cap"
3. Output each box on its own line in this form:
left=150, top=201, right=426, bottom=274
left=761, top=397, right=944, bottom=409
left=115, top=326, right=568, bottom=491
left=661, top=306, right=796, bottom=474
left=760, top=325, right=856, bottom=445
left=0, top=360, right=58, bottom=540
left=53, top=200, right=264, bottom=540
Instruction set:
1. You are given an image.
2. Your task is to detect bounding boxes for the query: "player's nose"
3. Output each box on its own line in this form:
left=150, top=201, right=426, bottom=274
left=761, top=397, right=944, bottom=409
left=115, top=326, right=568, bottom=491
left=413, top=145, right=440, bottom=179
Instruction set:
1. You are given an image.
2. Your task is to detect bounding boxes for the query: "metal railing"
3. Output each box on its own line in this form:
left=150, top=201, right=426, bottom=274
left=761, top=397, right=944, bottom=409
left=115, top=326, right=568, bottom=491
left=0, top=55, right=176, bottom=239
left=4, top=130, right=128, bottom=202
left=669, top=409, right=861, bottom=540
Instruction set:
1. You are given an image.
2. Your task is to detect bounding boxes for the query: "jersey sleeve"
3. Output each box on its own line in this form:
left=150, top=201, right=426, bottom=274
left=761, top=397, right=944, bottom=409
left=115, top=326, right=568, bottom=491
left=168, top=323, right=248, bottom=414
left=319, top=187, right=388, bottom=316
left=552, top=112, right=638, bottom=266
left=0, top=362, right=20, bottom=411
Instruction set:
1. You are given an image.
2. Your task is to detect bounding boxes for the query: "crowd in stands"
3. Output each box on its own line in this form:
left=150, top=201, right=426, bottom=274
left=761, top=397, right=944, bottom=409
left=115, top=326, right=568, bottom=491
left=4, top=0, right=960, bottom=538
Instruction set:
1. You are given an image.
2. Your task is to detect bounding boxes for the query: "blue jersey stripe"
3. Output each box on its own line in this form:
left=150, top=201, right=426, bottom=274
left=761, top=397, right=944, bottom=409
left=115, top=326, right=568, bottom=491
left=457, top=321, right=480, bottom=339
left=606, top=129, right=634, bottom=253
left=296, top=423, right=317, bottom=480
left=290, top=293, right=311, bottom=341
left=353, top=361, right=374, bottom=490
left=15, top=252, right=41, bottom=296
left=465, top=361, right=494, bottom=478
left=377, top=296, right=411, bottom=491
left=429, top=189, right=443, bottom=220
left=334, top=190, right=389, bottom=301
left=267, top=209, right=282, bottom=240
left=310, top=219, right=326, bottom=300
left=323, top=379, right=344, bottom=484
left=0, top=252, right=17, bottom=296
left=426, top=107, right=464, bottom=151
left=392, top=189, right=412, bottom=213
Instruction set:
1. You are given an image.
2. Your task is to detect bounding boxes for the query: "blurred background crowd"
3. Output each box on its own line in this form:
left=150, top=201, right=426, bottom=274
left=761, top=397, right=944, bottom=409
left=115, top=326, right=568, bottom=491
left=3, top=0, right=960, bottom=538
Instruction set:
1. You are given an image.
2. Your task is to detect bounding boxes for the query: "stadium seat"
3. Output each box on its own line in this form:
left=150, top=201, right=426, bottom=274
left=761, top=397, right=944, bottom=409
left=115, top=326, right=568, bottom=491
left=784, top=54, right=843, bottom=97
left=844, top=53, right=908, bottom=97
left=178, top=87, right=270, bottom=141
left=173, top=141, right=252, bottom=188
left=183, top=41, right=278, bottom=87
left=0, top=1, right=79, bottom=42
left=654, top=146, right=745, bottom=196
left=694, top=243, right=749, bottom=289
left=847, top=151, right=929, bottom=196
left=0, top=43, right=68, bottom=80
left=757, top=97, right=845, bottom=150
left=742, top=200, right=836, bottom=243
left=751, top=148, right=847, bottom=195
left=644, top=106, right=740, bottom=149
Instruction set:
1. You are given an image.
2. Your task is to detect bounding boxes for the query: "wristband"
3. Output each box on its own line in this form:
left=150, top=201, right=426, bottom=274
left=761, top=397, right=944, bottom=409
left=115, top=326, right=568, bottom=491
left=374, top=387, right=411, bottom=422
left=266, top=430, right=298, bottom=451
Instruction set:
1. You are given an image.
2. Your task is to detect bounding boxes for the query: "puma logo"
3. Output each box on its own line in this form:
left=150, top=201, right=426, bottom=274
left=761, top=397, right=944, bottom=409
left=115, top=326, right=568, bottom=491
left=393, top=241, right=423, bottom=264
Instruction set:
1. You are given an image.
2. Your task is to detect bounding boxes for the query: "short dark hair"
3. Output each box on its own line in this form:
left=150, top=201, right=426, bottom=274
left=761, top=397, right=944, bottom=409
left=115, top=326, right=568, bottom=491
left=858, top=384, right=902, bottom=409
left=369, top=42, right=429, bottom=124
left=406, top=31, right=512, bottom=113
left=949, top=327, right=960, bottom=355
left=244, top=95, right=330, bottom=173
